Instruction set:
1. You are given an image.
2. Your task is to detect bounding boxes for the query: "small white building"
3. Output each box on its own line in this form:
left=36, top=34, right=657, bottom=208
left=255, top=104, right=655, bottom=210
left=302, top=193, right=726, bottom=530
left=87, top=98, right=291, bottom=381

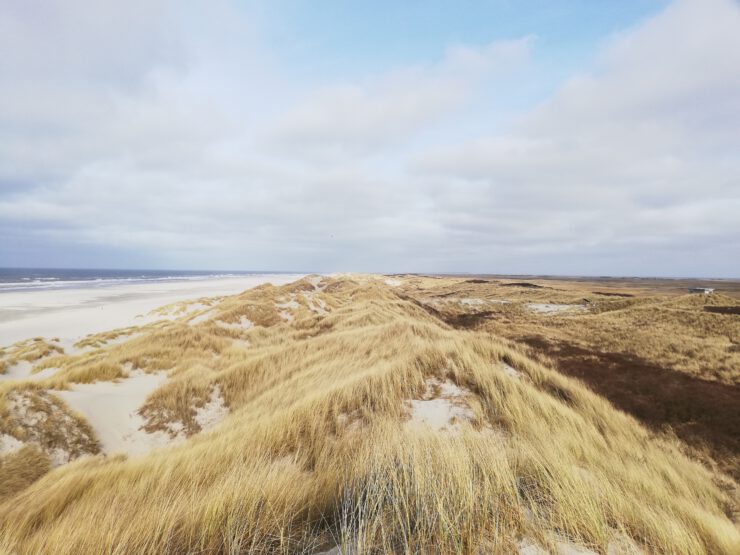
left=688, top=287, right=714, bottom=295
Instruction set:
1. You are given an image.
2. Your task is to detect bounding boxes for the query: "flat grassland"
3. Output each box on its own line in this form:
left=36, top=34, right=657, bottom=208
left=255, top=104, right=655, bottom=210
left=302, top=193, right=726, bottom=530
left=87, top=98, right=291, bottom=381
left=0, top=275, right=738, bottom=554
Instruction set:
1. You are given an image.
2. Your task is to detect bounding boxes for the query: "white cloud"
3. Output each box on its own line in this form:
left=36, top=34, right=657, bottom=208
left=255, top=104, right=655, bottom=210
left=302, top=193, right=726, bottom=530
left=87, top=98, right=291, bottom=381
left=268, top=37, right=533, bottom=155
left=413, top=0, right=740, bottom=274
left=0, top=0, right=738, bottom=276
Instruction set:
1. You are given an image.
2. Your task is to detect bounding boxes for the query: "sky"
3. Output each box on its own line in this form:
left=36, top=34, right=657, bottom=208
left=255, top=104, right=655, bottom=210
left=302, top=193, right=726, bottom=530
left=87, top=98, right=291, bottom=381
left=1, top=0, right=739, bottom=277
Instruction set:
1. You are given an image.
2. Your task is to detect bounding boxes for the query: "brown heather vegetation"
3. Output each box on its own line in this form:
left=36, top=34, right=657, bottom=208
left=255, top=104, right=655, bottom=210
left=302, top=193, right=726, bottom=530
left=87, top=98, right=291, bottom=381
left=396, top=275, right=740, bottom=480
left=0, top=275, right=738, bottom=554
left=399, top=276, right=740, bottom=385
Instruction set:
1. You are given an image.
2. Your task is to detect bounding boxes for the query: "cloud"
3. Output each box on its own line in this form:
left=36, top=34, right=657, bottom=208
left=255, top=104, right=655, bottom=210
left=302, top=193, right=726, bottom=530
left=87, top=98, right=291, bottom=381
left=0, top=0, right=187, bottom=185
left=412, top=0, right=740, bottom=274
left=0, top=0, right=738, bottom=276
left=267, top=37, right=533, bottom=155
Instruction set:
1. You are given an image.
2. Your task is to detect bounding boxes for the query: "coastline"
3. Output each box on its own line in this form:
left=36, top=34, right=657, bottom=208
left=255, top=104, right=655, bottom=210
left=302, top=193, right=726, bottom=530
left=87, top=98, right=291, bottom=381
left=0, top=273, right=305, bottom=347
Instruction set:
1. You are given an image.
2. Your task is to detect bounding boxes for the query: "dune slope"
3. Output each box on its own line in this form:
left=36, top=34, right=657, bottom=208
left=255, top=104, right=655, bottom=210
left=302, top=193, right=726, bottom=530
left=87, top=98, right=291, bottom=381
left=0, top=276, right=738, bottom=554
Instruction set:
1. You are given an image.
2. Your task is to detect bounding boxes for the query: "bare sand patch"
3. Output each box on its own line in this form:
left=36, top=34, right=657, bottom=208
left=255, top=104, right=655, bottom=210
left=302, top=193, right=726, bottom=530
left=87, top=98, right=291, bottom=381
left=433, top=297, right=510, bottom=308
left=52, top=337, right=88, bottom=356
left=460, top=298, right=486, bottom=306
left=187, top=310, right=214, bottom=326
left=501, top=361, right=523, bottom=379
left=140, top=382, right=230, bottom=440
left=56, top=371, right=175, bottom=457
left=405, top=378, right=475, bottom=432
left=518, top=530, right=644, bottom=555
left=0, top=433, right=24, bottom=456
left=308, top=275, right=325, bottom=289
left=277, top=297, right=301, bottom=322
left=278, top=310, right=294, bottom=322
left=216, top=315, right=253, bottom=331
left=29, top=366, right=61, bottom=381
left=303, top=292, right=328, bottom=315
left=194, top=385, right=228, bottom=432
left=0, top=361, right=34, bottom=382
left=527, top=303, right=587, bottom=315
left=518, top=537, right=598, bottom=555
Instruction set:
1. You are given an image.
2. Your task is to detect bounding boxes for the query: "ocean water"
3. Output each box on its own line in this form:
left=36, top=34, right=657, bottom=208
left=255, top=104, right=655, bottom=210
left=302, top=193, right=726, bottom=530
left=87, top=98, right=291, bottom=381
left=0, top=268, right=279, bottom=293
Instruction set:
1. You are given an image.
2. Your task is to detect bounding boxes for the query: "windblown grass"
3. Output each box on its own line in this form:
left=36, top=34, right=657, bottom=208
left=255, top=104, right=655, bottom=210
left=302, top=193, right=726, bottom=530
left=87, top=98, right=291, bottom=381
left=0, top=338, right=63, bottom=375
left=400, top=275, right=740, bottom=481
left=0, top=382, right=100, bottom=466
left=400, top=275, right=740, bottom=384
left=0, top=445, right=50, bottom=501
left=0, top=276, right=737, bottom=554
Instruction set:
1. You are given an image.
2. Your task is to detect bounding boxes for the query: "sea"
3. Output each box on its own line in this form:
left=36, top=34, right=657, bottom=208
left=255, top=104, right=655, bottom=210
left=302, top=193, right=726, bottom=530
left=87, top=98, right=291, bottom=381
left=0, top=268, right=285, bottom=293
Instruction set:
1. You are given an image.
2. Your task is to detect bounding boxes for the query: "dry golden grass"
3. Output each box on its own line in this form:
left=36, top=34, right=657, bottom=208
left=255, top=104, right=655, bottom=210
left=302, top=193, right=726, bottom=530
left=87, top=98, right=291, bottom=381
left=0, top=337, right=63, bottom=375
left=396, top=275, right=740, bottom=480
left=0, top=275, right=738, bottom=554
left=0, top=445, right=50, bottom=501
left=0, top=383, right=100, bottom=463
left=72, top=326, right=142, bottom=350
left=397, top=275, right=740, bottom=385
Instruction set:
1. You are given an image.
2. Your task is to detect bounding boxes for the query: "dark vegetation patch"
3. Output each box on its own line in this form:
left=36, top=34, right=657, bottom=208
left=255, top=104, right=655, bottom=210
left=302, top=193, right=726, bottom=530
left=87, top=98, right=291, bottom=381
left=401, top=296, right=446, bottom=322
left=501, top=282, right=544, bottom=289
left=541, top=382, right=574, bottom=405
left=704, top=306, right=740, bottom=315
left=442, top=311, right=496, bottom=329
left=521, top=335, right=740, bottom=478
left=464, top=279, right=491, bottom=284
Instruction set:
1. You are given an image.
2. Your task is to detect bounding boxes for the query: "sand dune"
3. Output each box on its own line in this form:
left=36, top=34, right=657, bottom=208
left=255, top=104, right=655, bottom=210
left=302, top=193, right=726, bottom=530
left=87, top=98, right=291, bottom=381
left=0, top=274, right=737, bottom=554
left=56, top=371, right=173, bottom=457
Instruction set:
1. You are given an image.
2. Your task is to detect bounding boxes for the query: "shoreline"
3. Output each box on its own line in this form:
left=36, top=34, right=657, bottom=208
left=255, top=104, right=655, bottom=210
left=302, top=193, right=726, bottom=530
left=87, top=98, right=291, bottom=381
left=0, top=273, right=305, bottom=347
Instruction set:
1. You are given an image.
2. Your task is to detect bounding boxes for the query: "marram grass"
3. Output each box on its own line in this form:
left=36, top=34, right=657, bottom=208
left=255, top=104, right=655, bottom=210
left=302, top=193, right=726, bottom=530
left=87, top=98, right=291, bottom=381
left=0, top=276, right=737, bottom=554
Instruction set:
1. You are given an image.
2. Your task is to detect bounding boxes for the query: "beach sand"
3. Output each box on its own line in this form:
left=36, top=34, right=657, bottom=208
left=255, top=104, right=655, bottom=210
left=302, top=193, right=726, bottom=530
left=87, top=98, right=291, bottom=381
left=56, top=371, right=173, bottom=457
left=0, top=273, right=305, bottom=462
left=0, top=274, right=303, bottom=347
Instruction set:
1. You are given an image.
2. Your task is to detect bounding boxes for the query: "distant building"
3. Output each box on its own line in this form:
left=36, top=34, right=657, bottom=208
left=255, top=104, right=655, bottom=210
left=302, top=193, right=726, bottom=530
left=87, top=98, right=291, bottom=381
left=688, top=287, right=714, bottom=295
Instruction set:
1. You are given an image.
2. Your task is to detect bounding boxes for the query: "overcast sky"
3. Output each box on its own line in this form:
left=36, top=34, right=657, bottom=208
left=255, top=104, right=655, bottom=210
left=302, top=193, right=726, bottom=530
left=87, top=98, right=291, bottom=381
left=1, top=0, right=738, bottom=277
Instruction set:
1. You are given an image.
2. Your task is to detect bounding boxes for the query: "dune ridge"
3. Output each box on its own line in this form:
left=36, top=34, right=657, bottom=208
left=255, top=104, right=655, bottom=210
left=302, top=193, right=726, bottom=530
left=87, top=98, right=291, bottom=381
left=0, top=275, right=738, bottom=554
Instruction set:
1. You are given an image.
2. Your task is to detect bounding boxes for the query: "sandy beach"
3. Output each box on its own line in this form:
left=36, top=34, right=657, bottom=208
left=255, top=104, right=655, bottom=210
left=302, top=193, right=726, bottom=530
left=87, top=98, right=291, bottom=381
left=0, top=273, right=305, bottom=463
left=0, top=273, right=304, bottom=347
